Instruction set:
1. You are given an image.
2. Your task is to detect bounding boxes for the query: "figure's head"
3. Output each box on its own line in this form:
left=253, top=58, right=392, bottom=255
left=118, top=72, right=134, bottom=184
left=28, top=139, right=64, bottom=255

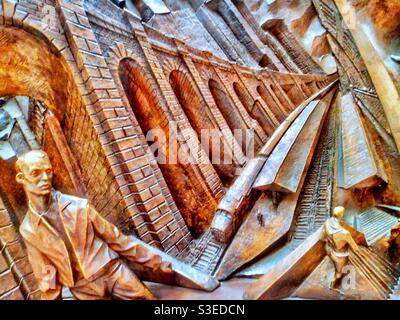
left=16, top=150, right=53, bottom=196
left=333, top=206, right=345, bottom=221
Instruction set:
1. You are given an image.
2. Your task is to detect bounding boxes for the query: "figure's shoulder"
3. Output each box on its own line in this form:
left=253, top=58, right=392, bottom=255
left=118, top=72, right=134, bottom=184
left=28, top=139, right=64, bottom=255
left=334, top=228, right=351, bottom=240
left=57, top=191, right=88, bottom=211
left=19, top=214, right=34, bottom=240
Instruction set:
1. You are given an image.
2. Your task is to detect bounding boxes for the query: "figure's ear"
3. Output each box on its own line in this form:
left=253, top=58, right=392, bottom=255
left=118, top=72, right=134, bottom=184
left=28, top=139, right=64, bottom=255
left=16, top=172, right=25, bottom=185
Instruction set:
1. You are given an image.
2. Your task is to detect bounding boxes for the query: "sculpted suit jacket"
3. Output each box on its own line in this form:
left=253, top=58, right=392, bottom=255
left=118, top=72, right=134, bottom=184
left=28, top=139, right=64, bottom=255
left=321, top=218, right=358, bottom=258
left=19, top=191, right=170, bottom=299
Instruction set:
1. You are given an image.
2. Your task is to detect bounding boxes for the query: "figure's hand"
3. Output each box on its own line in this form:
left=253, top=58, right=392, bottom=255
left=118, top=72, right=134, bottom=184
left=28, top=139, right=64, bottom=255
left=160, top=261, right=173, bottom=274
left=143, top=255, right=173, bottom=273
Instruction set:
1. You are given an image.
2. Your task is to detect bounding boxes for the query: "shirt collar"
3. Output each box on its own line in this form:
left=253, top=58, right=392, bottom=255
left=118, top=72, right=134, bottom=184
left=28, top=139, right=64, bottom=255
left=28, top=190, right=58, bottom=227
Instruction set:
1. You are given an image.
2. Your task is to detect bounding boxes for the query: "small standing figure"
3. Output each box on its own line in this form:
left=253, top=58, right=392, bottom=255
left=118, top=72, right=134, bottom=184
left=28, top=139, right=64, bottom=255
left=256, top=210, right=264, bottom=227
left=16, top=150, right=173, bottom=300
left=320, top=206, right=359, bottom=290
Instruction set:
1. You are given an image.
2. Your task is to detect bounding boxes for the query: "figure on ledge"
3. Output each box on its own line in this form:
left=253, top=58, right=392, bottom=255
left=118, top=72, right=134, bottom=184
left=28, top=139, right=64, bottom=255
left=320, top=206, right=359, bottom=290
left=16, top=150, right=173, bottom=300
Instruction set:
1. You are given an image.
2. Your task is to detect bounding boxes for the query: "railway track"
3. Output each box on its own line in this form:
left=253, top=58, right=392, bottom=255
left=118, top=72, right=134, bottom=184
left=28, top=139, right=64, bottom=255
left=292, top=99, right=336, bottom=241
left=186, top=230, right=226, bottom=275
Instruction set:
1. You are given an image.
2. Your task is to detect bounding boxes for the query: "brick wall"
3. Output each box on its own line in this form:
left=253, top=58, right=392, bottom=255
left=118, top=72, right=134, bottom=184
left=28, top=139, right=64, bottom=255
left=55, top=0, right=192, bottom=252
left=0, top=198, right=39, bottom=300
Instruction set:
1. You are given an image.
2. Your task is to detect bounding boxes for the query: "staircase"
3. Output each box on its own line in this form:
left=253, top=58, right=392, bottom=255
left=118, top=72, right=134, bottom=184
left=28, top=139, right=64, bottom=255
left=357, top=207, right=399, bottom=246
left=292, top=139, right=332, bottom=240
left=349, top=246, right=400, bottom=300
left=186, top=230, right=226, bottom=275
left=348, top=208, right=400, bottom=299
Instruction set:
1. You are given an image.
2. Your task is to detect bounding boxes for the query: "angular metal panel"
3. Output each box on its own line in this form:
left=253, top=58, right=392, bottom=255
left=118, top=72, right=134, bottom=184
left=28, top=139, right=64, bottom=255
left=253, top=100, right=319, bottom=191
left=338, top=93, right=387, bottom=190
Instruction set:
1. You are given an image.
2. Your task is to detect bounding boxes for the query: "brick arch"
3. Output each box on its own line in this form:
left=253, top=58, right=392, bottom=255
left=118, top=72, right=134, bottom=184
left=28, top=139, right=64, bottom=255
left=208, top=79, right=248, bottom=153
left=199, top=68, right=216, bottom=83
left=119, top=58, right=216, bottom=237
left=107, top=42, right=144, bottom=72
left=232, top=82, right=254, bottom=116
left=169, top=69, right=236, bottom=185
left=233, top=82, right=275, bottom=136
left=1, top=0, right=72, bottom=60
left=0, top=26, right=78, bottom=122
left=162, top=58, right=185, bottom=76
left=169, top=70, right=212, bottom=135
left=257, top=83, right=287, bottom=123
left=270, top=83, right=292, bottom=114
left=0, top=25, right=99, bottom=300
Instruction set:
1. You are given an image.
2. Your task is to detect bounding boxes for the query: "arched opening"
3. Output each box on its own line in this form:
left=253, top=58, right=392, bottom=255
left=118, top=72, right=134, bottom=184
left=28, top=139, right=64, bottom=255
left=259, top=54, right=277, bottom=70
left=0, top=26, right=101, bottom=300
left=233, top=82, right=275, bottom=136
left=270, top=84, right=292, bottom=113
left=208, top=79, right=249, bottom=154
left=257, top=84, right=287, bottom=123
left=281, top=83, right=303, bottom=106
left=169, top=70, right=236, bottom=185
left=119, top=59, right=216, bottom=236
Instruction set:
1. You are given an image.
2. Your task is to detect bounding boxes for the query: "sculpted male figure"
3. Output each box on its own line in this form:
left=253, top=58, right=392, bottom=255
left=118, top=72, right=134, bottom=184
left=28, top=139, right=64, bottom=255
left=320, top=206, right=358, bottom=289
left=16, top=150, right=172, bottom=300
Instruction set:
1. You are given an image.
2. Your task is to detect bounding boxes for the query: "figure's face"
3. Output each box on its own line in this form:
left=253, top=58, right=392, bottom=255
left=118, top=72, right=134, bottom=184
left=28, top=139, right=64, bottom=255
left=333, top=207, right=345, bottom=221
left=17, top=157, right=53, bottom=196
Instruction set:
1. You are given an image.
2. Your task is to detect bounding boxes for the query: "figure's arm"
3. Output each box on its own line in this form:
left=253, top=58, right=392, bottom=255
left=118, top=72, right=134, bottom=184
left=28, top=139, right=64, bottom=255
left=345, top=233, right=359, bottom=251
left=319, top=224, right=327, bottom=242
left=87, top=205, right=172, bottom=273
left=24, top=241, right=62, bottom=300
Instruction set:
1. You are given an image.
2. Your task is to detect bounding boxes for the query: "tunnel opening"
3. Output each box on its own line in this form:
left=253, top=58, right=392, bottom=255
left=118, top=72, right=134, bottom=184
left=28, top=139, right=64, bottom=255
left=119, top=59, right=216, bottom=236
left=169, top=70, right=236, bottom=185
